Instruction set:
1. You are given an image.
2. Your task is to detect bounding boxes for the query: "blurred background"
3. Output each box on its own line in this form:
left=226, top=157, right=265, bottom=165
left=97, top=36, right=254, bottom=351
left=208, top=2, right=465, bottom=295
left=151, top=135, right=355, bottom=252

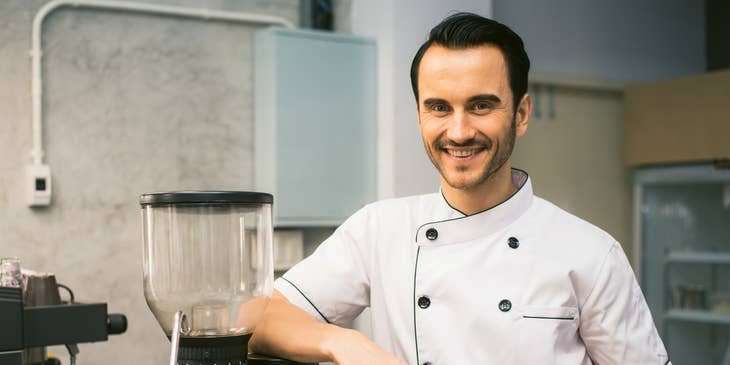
left=0, top=0, right=728, bottom=364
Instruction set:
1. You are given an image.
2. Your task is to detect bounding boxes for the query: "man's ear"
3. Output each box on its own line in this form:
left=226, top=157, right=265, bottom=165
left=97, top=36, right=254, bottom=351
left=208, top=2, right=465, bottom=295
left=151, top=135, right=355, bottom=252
left=515, top=93, right=531, bottom=138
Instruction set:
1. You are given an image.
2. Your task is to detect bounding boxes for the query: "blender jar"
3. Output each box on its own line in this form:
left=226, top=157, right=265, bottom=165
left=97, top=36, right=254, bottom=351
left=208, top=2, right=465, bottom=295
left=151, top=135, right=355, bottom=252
left=141, top=191, right=274, bottom=339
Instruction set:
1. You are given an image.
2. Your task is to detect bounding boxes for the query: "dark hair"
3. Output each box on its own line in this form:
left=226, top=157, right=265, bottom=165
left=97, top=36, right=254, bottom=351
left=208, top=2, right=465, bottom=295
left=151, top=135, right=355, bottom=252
left=410, top=12, right=530, bottom=111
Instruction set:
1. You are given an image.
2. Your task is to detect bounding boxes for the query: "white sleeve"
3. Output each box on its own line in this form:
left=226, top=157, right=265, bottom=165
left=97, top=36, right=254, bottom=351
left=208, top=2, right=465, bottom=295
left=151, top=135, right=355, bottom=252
left=579, top=242, right=671, bottom=364
left=274, top=206, right=372, bottom=327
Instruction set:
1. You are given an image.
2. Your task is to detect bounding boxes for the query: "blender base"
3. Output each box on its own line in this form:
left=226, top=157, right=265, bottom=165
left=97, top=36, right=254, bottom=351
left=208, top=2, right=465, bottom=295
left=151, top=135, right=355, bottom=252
left=174, top=334, right=315, bottom=365
left=177, top=334, right=248, bottom=365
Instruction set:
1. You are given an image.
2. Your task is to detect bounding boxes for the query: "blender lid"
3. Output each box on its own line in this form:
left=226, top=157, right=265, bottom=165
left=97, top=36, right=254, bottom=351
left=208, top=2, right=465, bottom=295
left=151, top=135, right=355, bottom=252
left=139, top=191, right=273, bottom=205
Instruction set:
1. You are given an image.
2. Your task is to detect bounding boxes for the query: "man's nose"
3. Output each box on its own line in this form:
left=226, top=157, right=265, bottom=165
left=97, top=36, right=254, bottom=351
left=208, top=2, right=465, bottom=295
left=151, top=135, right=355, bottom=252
left=446, top=110, right=476, bottom=143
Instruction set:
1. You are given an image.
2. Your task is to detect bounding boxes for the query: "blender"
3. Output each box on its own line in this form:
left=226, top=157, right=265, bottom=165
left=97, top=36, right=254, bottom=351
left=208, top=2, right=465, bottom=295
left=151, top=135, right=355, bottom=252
left=140, top=191, right=310, bottom=365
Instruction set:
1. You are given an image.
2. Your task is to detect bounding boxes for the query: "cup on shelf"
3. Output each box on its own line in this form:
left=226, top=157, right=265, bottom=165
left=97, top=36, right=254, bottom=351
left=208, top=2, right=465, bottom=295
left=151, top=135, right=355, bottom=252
left=673, top=285, right=709, bottom=310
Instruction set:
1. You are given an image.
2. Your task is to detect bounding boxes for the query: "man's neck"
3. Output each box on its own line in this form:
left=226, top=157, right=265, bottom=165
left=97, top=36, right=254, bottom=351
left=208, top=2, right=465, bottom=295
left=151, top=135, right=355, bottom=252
left=441, top=164, right=517, bottom=216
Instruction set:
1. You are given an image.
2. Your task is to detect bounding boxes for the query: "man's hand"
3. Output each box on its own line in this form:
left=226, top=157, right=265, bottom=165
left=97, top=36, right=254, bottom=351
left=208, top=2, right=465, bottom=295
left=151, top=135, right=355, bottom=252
left=322, top=327, right=407, bottom=365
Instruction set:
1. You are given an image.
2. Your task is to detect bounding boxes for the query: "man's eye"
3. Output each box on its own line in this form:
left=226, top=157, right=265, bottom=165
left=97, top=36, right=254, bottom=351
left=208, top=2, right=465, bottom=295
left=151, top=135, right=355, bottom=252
left=473, top=102, right=491, bottom=111
left=432, top=104, right=450, bottom=112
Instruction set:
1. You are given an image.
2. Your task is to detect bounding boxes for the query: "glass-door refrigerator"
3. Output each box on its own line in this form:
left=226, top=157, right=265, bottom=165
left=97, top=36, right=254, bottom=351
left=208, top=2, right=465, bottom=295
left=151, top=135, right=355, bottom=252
left=636, top=164, right=730, bottom=364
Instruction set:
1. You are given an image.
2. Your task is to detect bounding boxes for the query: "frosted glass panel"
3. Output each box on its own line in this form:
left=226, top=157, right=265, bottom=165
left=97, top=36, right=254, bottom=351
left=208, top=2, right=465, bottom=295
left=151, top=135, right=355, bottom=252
left=638, top=166, right=730, bottom=364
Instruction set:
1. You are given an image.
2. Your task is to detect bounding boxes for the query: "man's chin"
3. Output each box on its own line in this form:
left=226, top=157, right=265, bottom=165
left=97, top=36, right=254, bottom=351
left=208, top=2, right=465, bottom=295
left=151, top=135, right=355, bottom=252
left=443, top=174, right=483, bottom=191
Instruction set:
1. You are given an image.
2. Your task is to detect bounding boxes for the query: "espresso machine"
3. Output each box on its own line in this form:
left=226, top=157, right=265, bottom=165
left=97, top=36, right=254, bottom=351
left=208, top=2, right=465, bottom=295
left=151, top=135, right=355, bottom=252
left=140, top=191, right=314, bottom=365
left=0, top=271, right=127, bottom=365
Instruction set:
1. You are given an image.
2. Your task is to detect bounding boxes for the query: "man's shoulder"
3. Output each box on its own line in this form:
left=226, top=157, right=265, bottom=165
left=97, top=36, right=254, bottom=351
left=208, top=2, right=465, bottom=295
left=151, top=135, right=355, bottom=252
left=345, top=193, right=441, bottom=234
left=529, top=196, right=618, bottom=251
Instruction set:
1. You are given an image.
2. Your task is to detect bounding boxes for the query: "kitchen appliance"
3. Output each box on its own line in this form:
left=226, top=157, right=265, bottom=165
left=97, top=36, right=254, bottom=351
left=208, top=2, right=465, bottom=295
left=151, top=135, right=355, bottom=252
left=0, top=277, right=127, bottom=365
left=140, top=191, right=314, bottom=365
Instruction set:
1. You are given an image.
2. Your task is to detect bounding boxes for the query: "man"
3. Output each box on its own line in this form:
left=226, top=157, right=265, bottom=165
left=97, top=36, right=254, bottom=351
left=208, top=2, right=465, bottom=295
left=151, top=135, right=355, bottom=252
left=250, top=13, right=670, bottom=365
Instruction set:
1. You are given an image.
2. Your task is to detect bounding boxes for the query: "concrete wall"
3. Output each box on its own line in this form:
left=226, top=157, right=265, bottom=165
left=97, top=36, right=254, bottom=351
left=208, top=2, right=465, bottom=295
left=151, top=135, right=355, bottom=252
left=0, top=1, right=300, bottom=363
left=493, top=0, right=705, bottom=81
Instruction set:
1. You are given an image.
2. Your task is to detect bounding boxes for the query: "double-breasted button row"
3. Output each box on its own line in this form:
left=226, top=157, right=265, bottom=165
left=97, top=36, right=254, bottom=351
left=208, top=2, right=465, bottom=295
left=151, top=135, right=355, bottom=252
left=426, top=230, right=520, bottom=247
left=501, top=237, right=517, bottom=314
left=502, top=238, right=516, bottom=313
left=419, top=295, right=511, bottom=313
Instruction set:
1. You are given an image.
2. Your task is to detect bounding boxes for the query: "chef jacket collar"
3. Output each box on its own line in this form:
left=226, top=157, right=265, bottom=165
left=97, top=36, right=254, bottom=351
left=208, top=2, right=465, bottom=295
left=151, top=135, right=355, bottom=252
left=416, top=168, right=532, bottom=246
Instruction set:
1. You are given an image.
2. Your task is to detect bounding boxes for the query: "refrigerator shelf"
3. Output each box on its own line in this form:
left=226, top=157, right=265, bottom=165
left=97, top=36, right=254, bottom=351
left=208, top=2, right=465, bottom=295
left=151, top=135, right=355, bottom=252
left=665, top=251, right=730, bottom=264
left=665, top=309, right=730, bottom=325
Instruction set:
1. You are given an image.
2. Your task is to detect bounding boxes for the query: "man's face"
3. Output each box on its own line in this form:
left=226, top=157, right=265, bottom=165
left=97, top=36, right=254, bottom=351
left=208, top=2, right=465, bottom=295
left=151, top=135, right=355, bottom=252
left=417, top=44, right=528, bottom=191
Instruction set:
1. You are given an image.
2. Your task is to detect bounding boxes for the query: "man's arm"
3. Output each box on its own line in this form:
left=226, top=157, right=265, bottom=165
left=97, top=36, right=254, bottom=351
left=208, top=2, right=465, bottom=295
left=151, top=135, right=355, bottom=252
left=579, top=242, right=670, bottom=364
left=249, top=290, right=406, bottom=365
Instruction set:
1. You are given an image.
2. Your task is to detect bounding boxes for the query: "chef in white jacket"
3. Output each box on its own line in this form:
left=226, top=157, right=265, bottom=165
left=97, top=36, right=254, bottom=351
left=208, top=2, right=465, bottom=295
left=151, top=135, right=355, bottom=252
left=250, top=12, right=670, bottom=365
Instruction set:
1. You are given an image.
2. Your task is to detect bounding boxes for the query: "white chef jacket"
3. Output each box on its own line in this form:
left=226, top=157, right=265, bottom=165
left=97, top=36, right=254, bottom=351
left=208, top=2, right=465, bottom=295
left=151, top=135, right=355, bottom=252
left=275, top=169, right=670, bottom=365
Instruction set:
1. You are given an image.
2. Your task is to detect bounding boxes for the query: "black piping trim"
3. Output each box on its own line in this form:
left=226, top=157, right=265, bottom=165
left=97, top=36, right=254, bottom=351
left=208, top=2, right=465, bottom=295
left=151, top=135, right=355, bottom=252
left=417, top=168, right=530, bottom=239
left=280, top=277, right=331, bottom=324
left=440, top=189, right=467, bottom=216
left=665, top=360, right=670, bottom=365
left=522, top=316, right=575, bottom=320
left=412, top=246, right=421, bottom=365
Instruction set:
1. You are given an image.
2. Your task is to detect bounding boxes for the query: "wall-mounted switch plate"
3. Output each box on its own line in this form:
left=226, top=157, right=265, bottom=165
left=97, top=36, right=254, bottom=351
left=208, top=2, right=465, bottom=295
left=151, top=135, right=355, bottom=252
left=26, top=164, right=52, bottom=207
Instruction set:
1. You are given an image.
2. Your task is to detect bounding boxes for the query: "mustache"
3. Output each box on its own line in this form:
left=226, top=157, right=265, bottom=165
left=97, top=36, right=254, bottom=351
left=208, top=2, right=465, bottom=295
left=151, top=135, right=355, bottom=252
left=436, top=138, right=493, bottom=150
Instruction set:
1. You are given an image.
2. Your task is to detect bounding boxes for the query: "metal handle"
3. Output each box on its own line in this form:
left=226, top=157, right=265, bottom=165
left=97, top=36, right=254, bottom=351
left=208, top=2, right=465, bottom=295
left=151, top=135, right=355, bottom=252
left=169, top=311, right=186, bottom=365
left=65, top=344, right=79, bottom=365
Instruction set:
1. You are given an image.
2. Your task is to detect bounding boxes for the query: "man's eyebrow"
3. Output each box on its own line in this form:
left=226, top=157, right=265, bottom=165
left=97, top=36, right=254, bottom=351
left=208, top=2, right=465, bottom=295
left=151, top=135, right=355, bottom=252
left=467, top=94, right=502, bottom=104
left=422, top=98, right=449, bottom=107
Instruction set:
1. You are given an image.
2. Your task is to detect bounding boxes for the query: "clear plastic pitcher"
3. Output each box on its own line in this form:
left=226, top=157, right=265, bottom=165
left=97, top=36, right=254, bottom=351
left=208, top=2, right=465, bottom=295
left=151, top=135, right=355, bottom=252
left=140, top=191, right=274, bottom=338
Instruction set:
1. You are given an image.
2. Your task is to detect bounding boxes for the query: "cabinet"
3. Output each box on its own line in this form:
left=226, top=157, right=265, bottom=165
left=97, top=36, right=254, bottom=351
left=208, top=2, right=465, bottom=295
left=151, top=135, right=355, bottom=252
left=623, top=70, right=730, bottom=166
left=254, top=28, right=377, bottom=227
left=636, top=165, right=730, bottom=364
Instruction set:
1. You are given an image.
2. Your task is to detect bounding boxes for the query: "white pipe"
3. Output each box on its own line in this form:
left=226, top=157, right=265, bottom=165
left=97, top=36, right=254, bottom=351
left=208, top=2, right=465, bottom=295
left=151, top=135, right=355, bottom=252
left=30, top=0, right=295, bottom=164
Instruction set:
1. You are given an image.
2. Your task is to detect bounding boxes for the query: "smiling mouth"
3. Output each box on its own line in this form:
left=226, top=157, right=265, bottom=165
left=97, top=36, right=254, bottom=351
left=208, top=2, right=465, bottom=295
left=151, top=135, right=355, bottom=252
left=443, top=147, right=485, bottom=158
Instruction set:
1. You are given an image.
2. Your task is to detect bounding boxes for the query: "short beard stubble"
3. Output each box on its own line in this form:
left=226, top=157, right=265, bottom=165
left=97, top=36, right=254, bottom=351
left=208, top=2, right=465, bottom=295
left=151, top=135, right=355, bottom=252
left=426, top=116, right=517, bottom=191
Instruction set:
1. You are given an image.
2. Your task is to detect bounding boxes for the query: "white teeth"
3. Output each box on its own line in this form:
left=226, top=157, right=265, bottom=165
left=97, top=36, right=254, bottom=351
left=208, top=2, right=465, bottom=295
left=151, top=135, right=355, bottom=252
left=446, top=149, right=478, bottom=157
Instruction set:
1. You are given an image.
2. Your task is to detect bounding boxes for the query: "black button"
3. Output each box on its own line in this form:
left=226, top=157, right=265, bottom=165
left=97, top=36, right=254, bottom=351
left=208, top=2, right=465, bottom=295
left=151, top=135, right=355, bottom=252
left=508, top=237, right=520, bottom=249
left=425, top=228, right=438, bottom=240
left=418, top=296, right=431, bottom=309
left=498, top=299, right=512, bottom=312
left=422, top=363, right=432, bottom=365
